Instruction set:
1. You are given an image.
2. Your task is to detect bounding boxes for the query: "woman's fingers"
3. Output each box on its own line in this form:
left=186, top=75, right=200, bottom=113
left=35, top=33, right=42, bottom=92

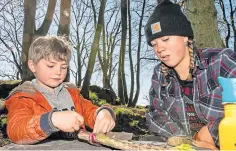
left=193, top=140, right=219, bottom=150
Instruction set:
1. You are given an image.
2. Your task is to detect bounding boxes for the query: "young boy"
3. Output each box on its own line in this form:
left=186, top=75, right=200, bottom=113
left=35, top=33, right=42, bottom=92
left=144, top=0, right=236, bottom=150
left=5, top=36, right=115, bottom=144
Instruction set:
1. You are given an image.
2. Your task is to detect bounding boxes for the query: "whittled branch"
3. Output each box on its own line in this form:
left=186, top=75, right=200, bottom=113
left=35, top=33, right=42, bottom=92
left=78, top=130, right=168, bottom=150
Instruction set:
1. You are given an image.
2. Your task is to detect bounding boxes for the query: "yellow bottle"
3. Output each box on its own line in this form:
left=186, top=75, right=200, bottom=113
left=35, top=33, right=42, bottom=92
left=218, top=77, right=236, bottom=150
left=219, top=104, right=236, bottom=150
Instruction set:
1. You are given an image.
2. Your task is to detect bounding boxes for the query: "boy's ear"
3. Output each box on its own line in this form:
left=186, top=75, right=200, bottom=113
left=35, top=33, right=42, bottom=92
left=28, top=60, right=36, bottom=73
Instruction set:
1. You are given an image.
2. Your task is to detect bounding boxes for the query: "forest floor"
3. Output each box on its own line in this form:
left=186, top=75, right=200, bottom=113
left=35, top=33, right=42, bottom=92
left=0, top=114, right=10, bottom=147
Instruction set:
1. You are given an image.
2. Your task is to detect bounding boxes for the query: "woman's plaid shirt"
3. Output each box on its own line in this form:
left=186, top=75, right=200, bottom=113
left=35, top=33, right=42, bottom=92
left=146, top=48, right=236, bottom=146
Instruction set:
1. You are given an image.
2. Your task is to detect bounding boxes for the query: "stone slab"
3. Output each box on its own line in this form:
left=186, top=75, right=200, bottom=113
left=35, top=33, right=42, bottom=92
left=0, top=139, right=111, bottom=150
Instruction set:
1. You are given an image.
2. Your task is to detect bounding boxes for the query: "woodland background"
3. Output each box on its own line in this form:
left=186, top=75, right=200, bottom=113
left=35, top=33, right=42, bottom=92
left=0, top=0, right=235, bottom=147
left=0, top=0, right=235, bottom=106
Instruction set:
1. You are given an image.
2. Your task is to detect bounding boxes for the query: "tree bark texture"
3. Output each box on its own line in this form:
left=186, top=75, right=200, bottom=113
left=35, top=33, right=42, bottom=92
left=118, top=0, right=128, bottom=104
left=22, top=0, right=57, bottom=81
left=185, top=0, right=224, bottom=48
left=58, top=0, right=72, bottom=82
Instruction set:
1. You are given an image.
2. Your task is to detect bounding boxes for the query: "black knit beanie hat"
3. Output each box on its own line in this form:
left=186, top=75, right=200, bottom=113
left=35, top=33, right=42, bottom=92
left=145, top=0, right=194, bottom=46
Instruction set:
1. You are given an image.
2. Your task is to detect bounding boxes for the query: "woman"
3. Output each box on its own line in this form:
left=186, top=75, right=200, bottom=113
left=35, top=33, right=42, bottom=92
left=144, top=0, right=236, bottom=150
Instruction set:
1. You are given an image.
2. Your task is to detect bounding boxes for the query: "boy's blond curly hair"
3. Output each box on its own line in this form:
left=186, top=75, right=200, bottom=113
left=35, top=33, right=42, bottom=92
left=28, top=35, right=72, bottom=63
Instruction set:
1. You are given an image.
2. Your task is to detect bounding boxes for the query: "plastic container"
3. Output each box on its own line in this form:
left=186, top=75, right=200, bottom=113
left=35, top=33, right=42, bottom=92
left=218, top=77, right=236, bottom=150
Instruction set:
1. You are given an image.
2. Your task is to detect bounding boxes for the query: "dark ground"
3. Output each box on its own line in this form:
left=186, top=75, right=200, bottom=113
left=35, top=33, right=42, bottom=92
left=0, top=114, right=10, bottom=147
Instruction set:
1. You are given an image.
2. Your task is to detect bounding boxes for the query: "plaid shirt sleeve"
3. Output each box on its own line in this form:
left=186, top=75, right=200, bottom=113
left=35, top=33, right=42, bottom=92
left=146, top=63, right=187, bottom=139
left=204, top=48, right=236, bottom=146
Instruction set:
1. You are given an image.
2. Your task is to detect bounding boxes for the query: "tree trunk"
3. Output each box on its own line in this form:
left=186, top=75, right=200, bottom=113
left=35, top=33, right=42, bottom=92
left=76, top=43, right=82, bottom=86
left=118, top=0, right=128, bottom=104
left=81, top=0, right=107, bottom=99
left=97, top=7, right=120, bottom=103
left=57, top=0, right=71, bottom=82
left=127, top=0, right=134, bottom=106
left=218, top=0, right=236, bottom=51
left=185, top=0, right=224, bottom=48
left=57, top=0, right=71, bottom=36
left=99, top=24, right=108, bottom=88
left=22, top=0, right=57, bottom=81
left=36, top=0, right=57, bottom=35
left=128, top=0, right=146, bottom=107
left=21, top=0, right=36, bottom=81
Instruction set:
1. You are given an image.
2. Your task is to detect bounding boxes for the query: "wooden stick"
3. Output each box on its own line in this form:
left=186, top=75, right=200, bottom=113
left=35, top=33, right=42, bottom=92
left=78, top=130, right=167, bottom=150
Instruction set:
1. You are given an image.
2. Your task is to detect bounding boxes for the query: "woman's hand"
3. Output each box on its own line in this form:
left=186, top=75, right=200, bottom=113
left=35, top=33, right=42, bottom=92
left=193, top=126, right=219, bottom=150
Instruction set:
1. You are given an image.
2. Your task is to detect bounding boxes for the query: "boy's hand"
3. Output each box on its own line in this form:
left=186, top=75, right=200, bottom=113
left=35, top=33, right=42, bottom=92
left=93, top=109, right=115, bottom=134
left=51, top=111, right=84, bottom=132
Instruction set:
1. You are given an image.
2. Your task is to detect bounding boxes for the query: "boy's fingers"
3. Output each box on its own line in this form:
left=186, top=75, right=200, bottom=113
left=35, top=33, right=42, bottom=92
left=93, top=120, right=99, bottom=133
left=73, top=120, right=80, bottom=131
left=101, top=123, right=109, bottom=133
left=101, top=123, right=108, bottom=133
left=103, top=121, right=112, bottom=133
left=75, top=113, right=84, bottom=124
left=94, top=121, right=114, bottom=133
left=107, top=121, right=115, bottom=132
left=73, top=125, right=80, bottom=131
left=67, top=127, right=76, bottom=133
left=93, top=120, right=106, bottom=133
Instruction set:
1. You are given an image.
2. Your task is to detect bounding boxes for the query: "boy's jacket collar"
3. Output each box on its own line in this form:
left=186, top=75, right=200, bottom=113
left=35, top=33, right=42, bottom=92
left=8, top=81, right=78, bottom=98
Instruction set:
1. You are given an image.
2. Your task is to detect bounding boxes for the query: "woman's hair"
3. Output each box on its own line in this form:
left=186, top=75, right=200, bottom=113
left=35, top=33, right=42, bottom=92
left=28, top=35, right=72, bottom=63
left=161, top=38, right=195, bottom=81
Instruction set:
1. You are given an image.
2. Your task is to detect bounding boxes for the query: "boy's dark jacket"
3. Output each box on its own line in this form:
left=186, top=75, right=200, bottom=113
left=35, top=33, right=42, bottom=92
left=146, top=48, right=236, bottom=147
left=6, top=82, right=98, bottom=144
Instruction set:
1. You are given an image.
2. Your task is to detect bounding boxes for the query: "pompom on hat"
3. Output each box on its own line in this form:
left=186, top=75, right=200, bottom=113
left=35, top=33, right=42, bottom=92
left=144, top=0, right=194, bottom=46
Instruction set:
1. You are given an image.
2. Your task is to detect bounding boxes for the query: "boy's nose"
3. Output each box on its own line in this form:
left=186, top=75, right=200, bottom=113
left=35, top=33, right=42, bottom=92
left=55, top=68, right=62, bottom=75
